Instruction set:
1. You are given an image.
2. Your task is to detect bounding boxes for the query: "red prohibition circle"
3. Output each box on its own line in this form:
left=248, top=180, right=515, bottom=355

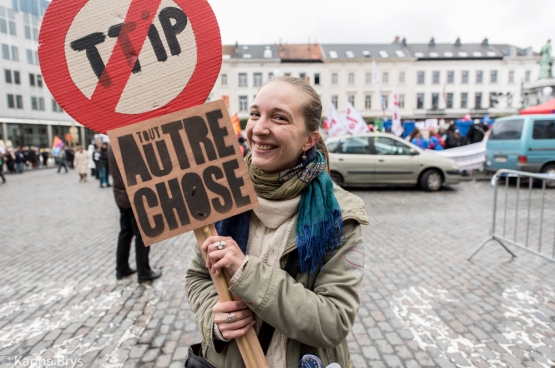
left=39, top=0, right=222, bottom=134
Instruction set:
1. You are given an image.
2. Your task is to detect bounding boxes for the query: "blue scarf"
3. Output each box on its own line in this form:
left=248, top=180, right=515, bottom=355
left=216, top=146, right=343, bottom=274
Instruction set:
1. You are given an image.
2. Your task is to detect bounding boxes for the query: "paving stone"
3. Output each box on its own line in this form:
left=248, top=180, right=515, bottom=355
left=362, top=346, right=380, bottom=360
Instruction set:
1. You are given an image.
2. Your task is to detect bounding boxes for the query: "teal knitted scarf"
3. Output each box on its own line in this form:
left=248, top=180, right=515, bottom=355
left=246, top=147, right=343, bottom=273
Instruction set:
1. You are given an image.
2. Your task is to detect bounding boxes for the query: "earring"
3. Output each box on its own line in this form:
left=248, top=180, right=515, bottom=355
left=301, top=151, right=307, bottom=160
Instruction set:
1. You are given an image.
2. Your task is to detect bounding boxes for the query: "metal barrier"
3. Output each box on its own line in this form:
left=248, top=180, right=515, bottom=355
left=468, top=169, right=555, bottom=262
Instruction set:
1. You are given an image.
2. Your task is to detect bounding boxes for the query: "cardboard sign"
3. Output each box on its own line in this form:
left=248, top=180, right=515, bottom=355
left=107, top=100, right=258, bottom=246
left=39, top=0, right=222, bottom=134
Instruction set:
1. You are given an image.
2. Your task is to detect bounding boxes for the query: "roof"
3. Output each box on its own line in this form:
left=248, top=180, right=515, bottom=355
left=320, top=43, right=413, bottom=60
left=222, top=44, right=280, bottom=61
left=407, top=42, right=503, bottom=60
left=277, top=44, right=323, bottom=62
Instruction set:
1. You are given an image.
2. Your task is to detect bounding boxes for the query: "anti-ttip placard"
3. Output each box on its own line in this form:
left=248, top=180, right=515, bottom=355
left=108, top=99, right=258, bottom=246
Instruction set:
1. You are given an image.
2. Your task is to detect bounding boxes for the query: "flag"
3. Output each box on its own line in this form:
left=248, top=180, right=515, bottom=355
left=230, top=113, right=241, bottom=137
left=372, top=60, right=381, bottom=89
left=52, top=136, right=65, bottom=149
left=222, top=95, right=230, bottom=109
left=327, top=101, right=349, bottom=137
left=345, top=102, right=370, bottom=134
left=462, top=113, right=472, bottom=121
left=442, top=83, right=447, bottom=106
left=391, top=89, right=403, bottom=136
left=323, top=118, right=329, bottom=131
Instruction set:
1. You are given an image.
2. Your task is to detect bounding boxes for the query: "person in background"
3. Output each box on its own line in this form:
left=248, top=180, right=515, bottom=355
left=14, top=146, right=24, bottom=174
left=41, top=149, right=49, bottom=168
left=108, top=145, right=162, bottom=283
left=65, top=147, right=75, bottom=169
left=5, top=150, right=15, bottom=173
left=445, top=128, right=465, bottom=149
left=56, top=149, right=68, bottom=173
left=428, top=129, right=445, bottom=151
left=0, top=153, right=6, bottom=183
left=98, top=143, right=111, bottom=187
left=73, top=146, right=90, bottom=182
left=28, top=147, right=38, bottom=168
left=237, top=136, right=250, bottom=157
left=409, top=129, right=429, bottom=149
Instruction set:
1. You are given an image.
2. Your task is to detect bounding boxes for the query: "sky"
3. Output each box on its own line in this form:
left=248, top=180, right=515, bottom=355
left=208, top=0, right=554, bottom=52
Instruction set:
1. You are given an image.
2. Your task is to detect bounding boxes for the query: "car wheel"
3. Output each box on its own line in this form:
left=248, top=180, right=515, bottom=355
left=541, top=164, right=555, bottom=188
left=419, top=169, right=443, bottom=191
left=330, top=171, right=344, bottom=186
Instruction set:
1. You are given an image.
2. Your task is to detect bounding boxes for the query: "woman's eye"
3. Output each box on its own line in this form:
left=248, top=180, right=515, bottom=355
left=249, top=112, right=260, bottom=118
left=273, top=115, right=287, bottom=121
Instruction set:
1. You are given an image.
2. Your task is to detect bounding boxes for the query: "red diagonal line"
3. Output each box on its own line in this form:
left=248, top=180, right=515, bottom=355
left=90, top=0, right=162, bottom=111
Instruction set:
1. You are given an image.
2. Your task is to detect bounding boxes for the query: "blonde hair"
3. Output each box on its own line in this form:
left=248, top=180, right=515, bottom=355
left=262, top=76, right=330, bottom=172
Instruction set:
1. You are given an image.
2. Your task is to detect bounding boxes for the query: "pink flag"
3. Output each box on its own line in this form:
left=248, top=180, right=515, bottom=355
left=327, top=101, right=349, bottom=137
left=345, top=102, right=370, bottom=134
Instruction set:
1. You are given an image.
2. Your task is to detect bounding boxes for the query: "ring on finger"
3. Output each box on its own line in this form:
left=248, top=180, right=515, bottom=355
left=225, top=313, right=236, bottom=323
left=213, top=241, right=226, bottom=250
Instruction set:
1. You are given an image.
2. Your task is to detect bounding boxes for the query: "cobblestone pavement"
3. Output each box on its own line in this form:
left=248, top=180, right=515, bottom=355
left=1, top=169, right=555, bottom=368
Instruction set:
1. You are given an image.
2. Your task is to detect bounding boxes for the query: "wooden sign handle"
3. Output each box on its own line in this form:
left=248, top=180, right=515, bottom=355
left=193, top=224, right=269, bottom=368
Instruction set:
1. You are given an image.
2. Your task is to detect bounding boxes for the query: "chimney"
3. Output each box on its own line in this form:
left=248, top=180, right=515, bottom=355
left=481, top=38, right=489, bottom=46
left=429, top=37, right=435, bottom=47
left=401, top=37, right=407, bottom=47
left=525, top=47, right=533, bottom=56
left=393, top=36, right=400, bottom=43
left=509, top=46, right=517, bottom=57
left=455, top=37, right=461, bottom=46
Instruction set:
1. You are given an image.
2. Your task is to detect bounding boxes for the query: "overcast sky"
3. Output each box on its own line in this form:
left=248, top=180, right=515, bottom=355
left=208, top=0, right=554, bottom=52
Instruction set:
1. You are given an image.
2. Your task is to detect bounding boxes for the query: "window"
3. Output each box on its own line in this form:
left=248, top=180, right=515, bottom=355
left=16, top=95, right=23, bottom=109
left=4, top=69, right=11, bottom=83
left=365, top=95, right=372, bottom=109
left=31, top=96, right=38, bottom=110
left=489, top=93, right=498, bottom=108
left=447, top=71, right=454, bottom=84
left=365, top=72, right=372, bottom=84
left=8, top=21, right=15, bottom=35
left=525, top=71, right=531, bottom=82
left=339, top=137, right=370, bottom=154
left=532, top=120, right=555, bottom=139
left=348, top=72, right=354, bottom=85
left=475, top=92, right=482, bottom=109
left=509, top=71, right=514, bottom=83
left=461, top=93, right=468, bottom=108
left=399, top=94, right=405, bottom=108
left=348, top=94, right=355, bottom=106
left=238, top=95, right=248, bottom=111
left=13, top=71, right=19, bottom=84
left=476, top=70, right=483, bottom=83
left=490, top=119, right=524, bottom=140
left=34, top=51, right=38, bottom=65
left=52, top=99, right=63, bottom=112
left=11, top=46, right=18, bottom=61
left=0, top=19, right=6, bottom=34
left=238, top=73, right=247, bottom=87
left=268, top=72, right=274, bottom=80
left=7, top=94, right=14, bottom=108
left=431, top=93, right=439, bottom=110
left=417, top=71, right=425, bottom=84
left=314, top=73, right=320, bottom=85
left=284, top=73, right=291, bottom=77
left=29, top=73, right=35, bottom=86
left=37, top=75, right=42, bottom=87
left=32, top=28, right=38, bottom=41
left=2, top=44, right=9, bottom=59
left=375, top=137, right=411, bottom=155
left=332, top=73, right=338, bottom=85
left=331, top=95, right=338, bottom=108
left=382, top=72, right=388, bottom=84
left=24, top=25, right=30, bottom=39
left=446, top=93, right=454, bottom=109
left=461, top=71, right=469, bottom=84
left=221, top=73, right=227, bottom=86
left=490, top=70, right=498, bottom=83
left=299, top=73, right=306, bottom=81
left=416, top=93, right=424, bottom=109
left=253, top=72, right=262, bottom=87
left=399, top=72, right=405, bottom=84
left=26, top=49, right=33, bottom=64
left=432, top=71, right=440, bottom=84
left=38, top=97, right=45, bottom=111
left=382, top=94, right=388, bottom=109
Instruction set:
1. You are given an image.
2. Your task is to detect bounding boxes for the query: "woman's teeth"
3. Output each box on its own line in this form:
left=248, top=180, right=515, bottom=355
left=256, top=144, right=276, bottom=150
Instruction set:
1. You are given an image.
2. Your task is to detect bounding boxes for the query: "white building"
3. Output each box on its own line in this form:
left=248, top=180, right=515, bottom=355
left=212, top=38, right=539, bottom=122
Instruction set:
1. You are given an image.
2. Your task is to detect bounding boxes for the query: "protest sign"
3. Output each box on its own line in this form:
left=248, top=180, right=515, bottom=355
left=39, top=0, right=222, bottom=133
left=107, top=100, right=258, bottom=246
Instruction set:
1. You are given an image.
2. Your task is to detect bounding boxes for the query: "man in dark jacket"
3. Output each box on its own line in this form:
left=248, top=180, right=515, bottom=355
left=108, top=145, right=162, bottom=283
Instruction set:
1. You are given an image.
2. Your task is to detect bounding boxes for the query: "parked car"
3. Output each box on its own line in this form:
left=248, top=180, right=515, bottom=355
left=326, top=133, right=461, bottom=191
left=485, top=114, right=555, bottom=187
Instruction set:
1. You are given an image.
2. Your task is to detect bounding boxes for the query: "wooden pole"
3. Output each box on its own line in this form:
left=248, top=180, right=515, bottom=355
left=193, top=224, right=269, bottom=368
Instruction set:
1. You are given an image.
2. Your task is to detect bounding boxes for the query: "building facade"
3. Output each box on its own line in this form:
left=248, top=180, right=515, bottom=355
left=212, top=39, right=540, bottom=122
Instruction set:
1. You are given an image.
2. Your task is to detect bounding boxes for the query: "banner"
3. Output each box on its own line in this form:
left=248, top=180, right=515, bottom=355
left=391, top=90, right=403, bottom=136
left=327, top=101, right=349, bottom=137
left=345, top=102, right=369, bottom=134
left=372, top=60, right=381, bottom=89
left=231, top=113, right=242, bottom=137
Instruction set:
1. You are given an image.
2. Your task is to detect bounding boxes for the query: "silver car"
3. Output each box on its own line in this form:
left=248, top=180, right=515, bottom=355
left=327, top=133, right=461, bottom=191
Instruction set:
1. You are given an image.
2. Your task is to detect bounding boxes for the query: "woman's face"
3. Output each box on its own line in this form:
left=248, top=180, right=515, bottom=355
left=246, top=81, right=319, bottom=173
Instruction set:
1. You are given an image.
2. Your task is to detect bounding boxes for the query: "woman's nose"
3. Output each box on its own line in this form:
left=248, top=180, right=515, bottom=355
left=252, top=116, right=270, bottom=136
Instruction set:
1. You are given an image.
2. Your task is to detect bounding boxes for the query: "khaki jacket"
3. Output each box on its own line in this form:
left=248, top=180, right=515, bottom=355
left=185, top=185, right=369, bottom=368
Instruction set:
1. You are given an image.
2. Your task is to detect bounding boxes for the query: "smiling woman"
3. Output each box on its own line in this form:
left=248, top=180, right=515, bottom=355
left=185, top=76, right=369, bottom=368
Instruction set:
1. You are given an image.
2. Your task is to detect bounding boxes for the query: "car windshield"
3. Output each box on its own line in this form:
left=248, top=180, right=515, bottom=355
left=489, top=119, right=524, bottom=140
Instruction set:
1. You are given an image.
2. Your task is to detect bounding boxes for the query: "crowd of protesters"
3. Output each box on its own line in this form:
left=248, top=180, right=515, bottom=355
left=0, top=146, right=51, bottom=181
left=407, top=121, right=489, bottom=151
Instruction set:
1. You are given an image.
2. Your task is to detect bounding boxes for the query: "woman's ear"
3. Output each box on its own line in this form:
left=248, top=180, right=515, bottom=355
left=302, top=131, right=321, bottom=151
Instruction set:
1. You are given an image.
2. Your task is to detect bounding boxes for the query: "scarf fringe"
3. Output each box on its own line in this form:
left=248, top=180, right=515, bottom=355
left=296, top=209, right=344, bottom=274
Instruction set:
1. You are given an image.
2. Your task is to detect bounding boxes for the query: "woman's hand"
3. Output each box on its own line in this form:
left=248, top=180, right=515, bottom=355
left=213, top=301, right=255, bottom=340
left=201, top=236, right=246, bottom=277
